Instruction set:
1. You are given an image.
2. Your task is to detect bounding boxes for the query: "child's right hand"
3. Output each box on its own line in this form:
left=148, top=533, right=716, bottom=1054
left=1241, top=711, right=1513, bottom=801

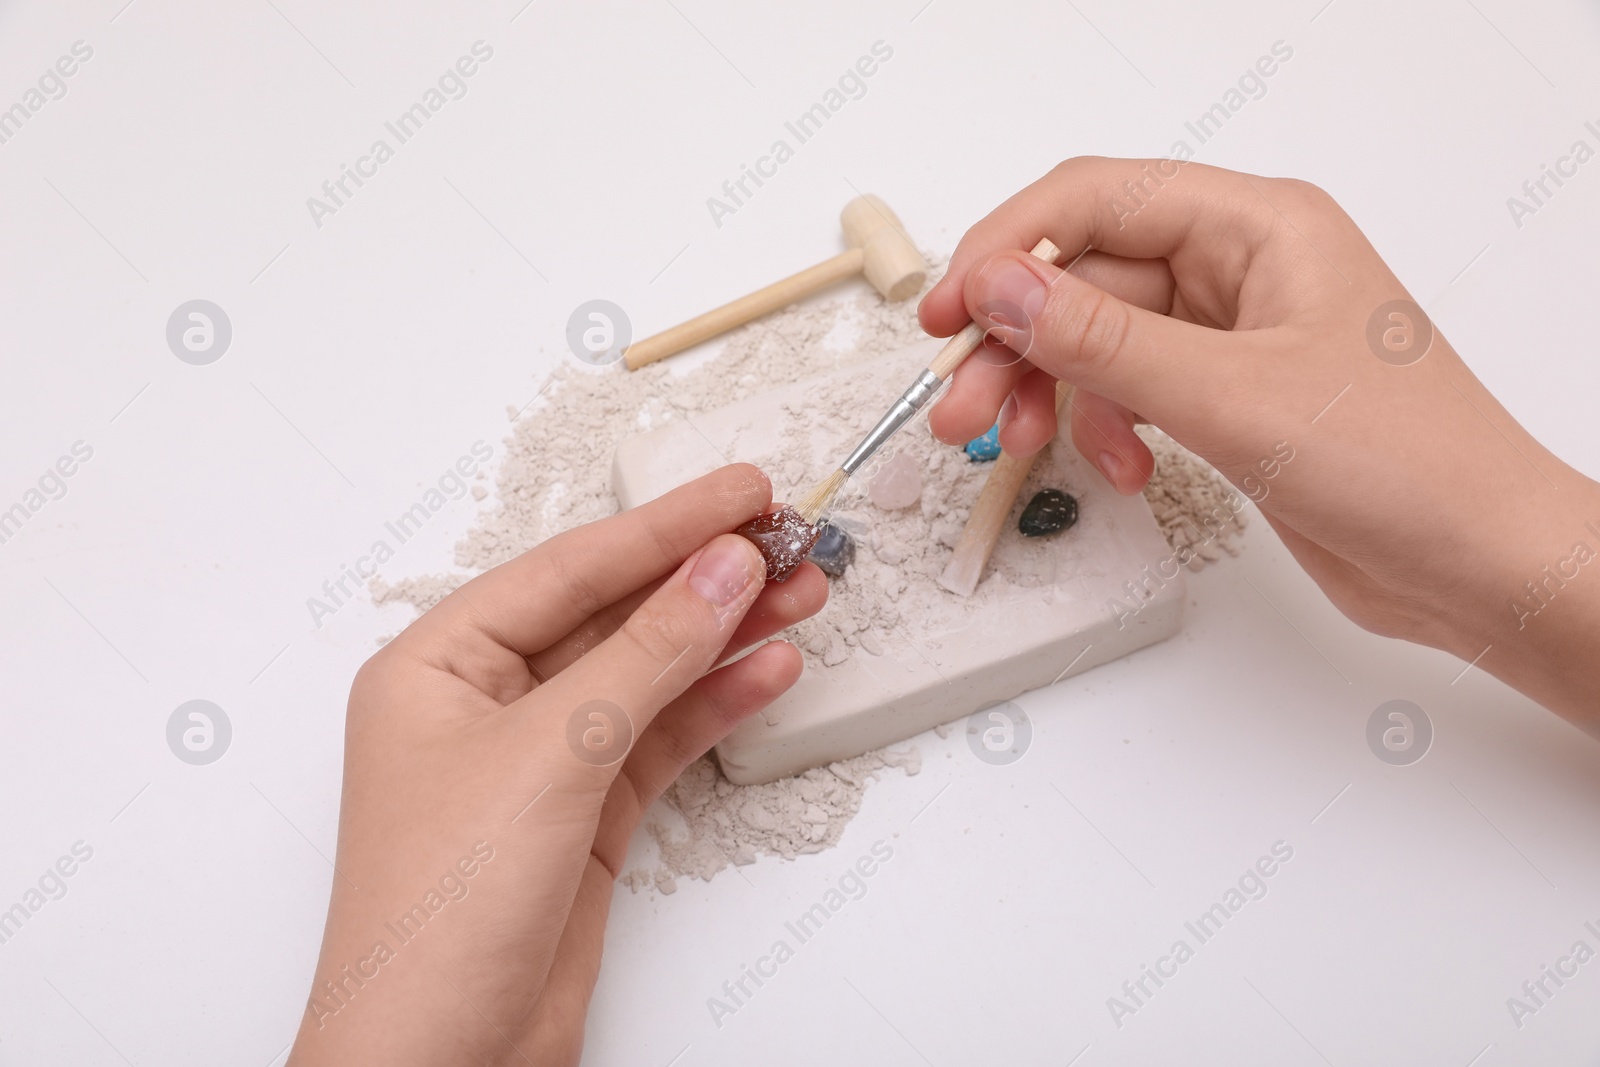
left=920, top=157, right=1600, bottom=722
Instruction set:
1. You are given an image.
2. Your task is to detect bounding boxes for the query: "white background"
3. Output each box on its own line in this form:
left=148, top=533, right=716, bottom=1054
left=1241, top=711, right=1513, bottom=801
left=2, top=1, right=1598, bottom=1064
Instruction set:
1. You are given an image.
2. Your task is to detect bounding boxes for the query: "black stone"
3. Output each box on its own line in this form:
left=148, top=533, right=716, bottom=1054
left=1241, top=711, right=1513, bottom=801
left=807, top=520, right=855, bottom=577
left=1018, top=489, right=1078, bottom=537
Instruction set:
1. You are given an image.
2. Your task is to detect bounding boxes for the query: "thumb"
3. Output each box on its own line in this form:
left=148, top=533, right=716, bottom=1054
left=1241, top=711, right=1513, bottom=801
left=965, top=249, right=1243, bottom=424
left=513, top=532, right=766, bottom=788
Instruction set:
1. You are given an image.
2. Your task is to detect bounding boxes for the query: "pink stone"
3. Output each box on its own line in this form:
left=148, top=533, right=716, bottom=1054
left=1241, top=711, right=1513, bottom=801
left=867, top=452, right=923, bottom=511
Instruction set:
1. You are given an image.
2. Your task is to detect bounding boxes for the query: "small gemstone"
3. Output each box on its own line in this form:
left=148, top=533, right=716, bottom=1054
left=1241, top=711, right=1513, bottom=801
left=806, top=521, right=855, bottom=578
left=965, top=423, right=1001, bottom=462
left=1018, top=489, right=1078, bottom=537
left=867, top=452, right=922, bottom=510
left=736, top=506, right=821, bottom=582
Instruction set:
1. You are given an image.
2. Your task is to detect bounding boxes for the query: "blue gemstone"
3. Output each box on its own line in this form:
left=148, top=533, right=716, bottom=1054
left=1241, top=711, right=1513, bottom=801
left=965, top=424, right=1001, bottom=462
left=806, top=521, right=854, bottom=578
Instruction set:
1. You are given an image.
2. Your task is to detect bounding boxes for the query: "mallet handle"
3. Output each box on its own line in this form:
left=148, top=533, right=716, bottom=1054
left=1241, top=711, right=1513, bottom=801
left=926, top=237, right=1063, bottom=379
left=624, top=247, right=866, bottom=370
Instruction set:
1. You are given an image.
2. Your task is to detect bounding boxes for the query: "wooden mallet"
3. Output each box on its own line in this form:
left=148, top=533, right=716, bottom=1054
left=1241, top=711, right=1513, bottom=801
left=623, top=195, right=926, bottom=370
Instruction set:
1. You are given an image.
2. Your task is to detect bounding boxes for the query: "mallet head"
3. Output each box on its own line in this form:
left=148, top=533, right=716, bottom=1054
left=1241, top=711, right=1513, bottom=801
left=840, top=194, right=926, bottom=302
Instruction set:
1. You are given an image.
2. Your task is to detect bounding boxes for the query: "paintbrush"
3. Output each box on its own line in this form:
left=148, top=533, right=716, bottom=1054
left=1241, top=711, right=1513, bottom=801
left=796, top=236, right=1064, bottom=524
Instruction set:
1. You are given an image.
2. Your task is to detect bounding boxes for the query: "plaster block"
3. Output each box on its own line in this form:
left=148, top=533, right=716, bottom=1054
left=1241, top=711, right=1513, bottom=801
left=612, top=341, right=1185, bottom=784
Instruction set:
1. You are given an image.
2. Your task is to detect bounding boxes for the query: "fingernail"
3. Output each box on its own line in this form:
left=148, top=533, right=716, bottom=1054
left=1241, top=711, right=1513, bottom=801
left=689, top=537, right=757, bottom=608
left=1096, top=451, right=1125, bottom=487
left=977, top=258, right=1049, bottom=333
left=998, top=395, right=1018, bottom=430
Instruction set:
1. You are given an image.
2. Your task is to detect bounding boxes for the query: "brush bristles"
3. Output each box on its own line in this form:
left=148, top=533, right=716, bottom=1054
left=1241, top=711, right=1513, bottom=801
left=795, top=469, right=848, bottom=525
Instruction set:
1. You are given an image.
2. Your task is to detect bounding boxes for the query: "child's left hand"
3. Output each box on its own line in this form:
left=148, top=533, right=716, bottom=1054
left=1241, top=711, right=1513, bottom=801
left=287, top=463, right=826, bottom=1067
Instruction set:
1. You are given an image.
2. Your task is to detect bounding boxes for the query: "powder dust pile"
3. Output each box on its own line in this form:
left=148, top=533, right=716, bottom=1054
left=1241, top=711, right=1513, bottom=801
left=1136, top=426, right=1248, bottom=567
left=621, top=746, right=922, bottom=896
left=374, top=265, right=1247, bottom=889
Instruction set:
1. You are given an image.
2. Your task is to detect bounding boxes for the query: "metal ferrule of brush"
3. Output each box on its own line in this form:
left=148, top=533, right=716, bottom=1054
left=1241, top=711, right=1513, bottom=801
left=840, top=369, right=944, bottom=475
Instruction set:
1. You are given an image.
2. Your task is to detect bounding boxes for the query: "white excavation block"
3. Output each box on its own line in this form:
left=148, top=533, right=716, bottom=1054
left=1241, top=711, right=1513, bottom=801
left=612, top=341, right=1184, bottom=784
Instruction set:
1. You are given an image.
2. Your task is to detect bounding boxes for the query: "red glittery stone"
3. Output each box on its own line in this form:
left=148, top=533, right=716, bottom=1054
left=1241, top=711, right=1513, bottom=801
left=736, top=506, right=821, bottom=583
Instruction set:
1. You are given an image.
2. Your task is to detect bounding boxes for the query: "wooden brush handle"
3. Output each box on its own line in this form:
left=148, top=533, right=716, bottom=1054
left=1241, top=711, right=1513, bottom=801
left=624, top=248, right=866, bottom=370
left=937, top=381, right=1073, bottom=596
left=926, top=237, right=1063, bottom=380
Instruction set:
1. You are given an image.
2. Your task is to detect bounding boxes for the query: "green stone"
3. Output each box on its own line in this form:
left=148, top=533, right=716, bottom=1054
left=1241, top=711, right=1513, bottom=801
left=1019, top=489, right=1078, bottom=537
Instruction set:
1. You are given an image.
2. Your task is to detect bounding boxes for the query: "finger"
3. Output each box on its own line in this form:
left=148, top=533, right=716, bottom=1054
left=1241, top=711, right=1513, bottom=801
left=592, top=640, right=803, bottom=870
left=400, top=464, right=771, bottom=696
left=1068, top=388, right=1156, bottom=493
left=720, top=564, right=826, bottom=667
left=927, top=342, right=1029, bottom=446
left=526, top=575, right=672, bottom=686
left=521, top=854, right=613, bottom=1066
left=923, top=246, right=1176, bottom=339
left=514, top=533, right=767, bottom=791
left=1070, top=250, right=1175, bottom=316
left=993, top=367, right=1063, bottom=459
left=512, top=637, right=804, bottom=1043
left=919, top=157, right=1278, bottom=336
left=528, top=561, right=827, bottom=684
left=928, top=250, right=1174, bottom=446
left=473, top=550, right=793, bottom=1065
left=964, top=249, right=1268, bottom=437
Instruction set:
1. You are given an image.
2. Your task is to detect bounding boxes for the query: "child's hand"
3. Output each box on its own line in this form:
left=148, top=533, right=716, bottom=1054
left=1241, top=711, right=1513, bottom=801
left=921, top=157, right=1600, bottom=721
left=287, top=464, right=826, bottom=1067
